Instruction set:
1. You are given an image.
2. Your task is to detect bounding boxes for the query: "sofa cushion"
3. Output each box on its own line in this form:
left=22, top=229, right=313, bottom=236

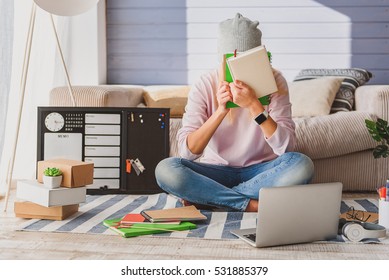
left=143, top=85, right=190, bottom=118
left=288, top=77, right=343, bottom=117
left=50, top=85, right=144, bottom=107
left=294, top=111, right=377, bottom=160
left=170, top=112, right=377, bottom=160
left=294, top=68, right=373, bottom=113
left=312, top=150, right=385, bottom=192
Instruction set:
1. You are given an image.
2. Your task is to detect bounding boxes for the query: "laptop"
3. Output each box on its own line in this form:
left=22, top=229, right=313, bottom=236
left=230, top=182, right=343, bottom=247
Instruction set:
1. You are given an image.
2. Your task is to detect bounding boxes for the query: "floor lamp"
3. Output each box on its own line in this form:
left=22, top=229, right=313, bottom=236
left=3, top=0, right=99, bottom=211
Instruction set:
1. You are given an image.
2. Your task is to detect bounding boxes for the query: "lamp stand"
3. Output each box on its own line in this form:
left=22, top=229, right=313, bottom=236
left=49, top=13, right=77, bottom=107
left=3, top=3, right=77, bottom=211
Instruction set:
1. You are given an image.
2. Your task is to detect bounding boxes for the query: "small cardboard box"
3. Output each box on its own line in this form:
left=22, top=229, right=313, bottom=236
left=17, top=180, right=86, bottom=207
left=37, top=159, right=94, bottom=188
left=14, top=201, right=79, bottom=220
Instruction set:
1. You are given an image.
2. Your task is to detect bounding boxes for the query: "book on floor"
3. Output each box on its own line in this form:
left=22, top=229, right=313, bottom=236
left=103, top=218, right=196, bottom=238
left=223, top=45, right=277, bottom=108
left=339, top=208, right=378, bottom=224
left=119, top=213, right=179, bottom=227
left=140, top=205, right=207, bottom=223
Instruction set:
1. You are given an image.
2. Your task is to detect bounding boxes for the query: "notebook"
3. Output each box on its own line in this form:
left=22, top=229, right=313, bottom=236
left=230, top=182, right=343, bottom=248
left=118, top=213, right=180, bottom=227
left=103, top=218, right=196, bottom=238
left=141, top=205, right=207, bottom=223
left=225, top=45, right=277, bottom=108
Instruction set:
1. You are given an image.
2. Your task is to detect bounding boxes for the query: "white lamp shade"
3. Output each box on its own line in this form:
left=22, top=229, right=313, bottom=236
left=34, top=0, right=99, bottom=16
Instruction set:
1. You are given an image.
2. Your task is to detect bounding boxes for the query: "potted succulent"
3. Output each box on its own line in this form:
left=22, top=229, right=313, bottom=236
left=42, top=167, right=63, bottom=189
left=365, top=118, right=389, bottom=158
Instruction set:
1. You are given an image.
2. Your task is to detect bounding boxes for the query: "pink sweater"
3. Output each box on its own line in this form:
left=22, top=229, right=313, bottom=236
left=177, top=69, right=296, bottom=167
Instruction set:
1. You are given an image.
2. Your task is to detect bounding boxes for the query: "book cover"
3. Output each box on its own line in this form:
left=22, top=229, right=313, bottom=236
left=119, top=213, right=147, bottom=226
left=339, top=209, right=378, bottom=224
left=141, top=205, right=207, bottom=223
left=119, top=213, right=179, bottom=226
left=103, top=218, right=197, bottom=238
left=224, top=46, right=276, bottom=108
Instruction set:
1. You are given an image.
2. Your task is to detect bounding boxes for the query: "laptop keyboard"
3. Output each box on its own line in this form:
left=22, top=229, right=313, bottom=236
left=244, top=233, right=256, bottom=242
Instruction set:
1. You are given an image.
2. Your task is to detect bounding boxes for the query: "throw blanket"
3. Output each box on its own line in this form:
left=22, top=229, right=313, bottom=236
left=19, top=193, right=385, bottom=243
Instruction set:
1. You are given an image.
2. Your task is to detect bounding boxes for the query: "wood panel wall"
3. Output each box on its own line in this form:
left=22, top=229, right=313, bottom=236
left=107, top=0, right=389, bottom=85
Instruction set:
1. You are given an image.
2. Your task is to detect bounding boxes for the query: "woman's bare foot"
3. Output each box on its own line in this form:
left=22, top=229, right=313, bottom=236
left=245, top=199, right=258, bottom=212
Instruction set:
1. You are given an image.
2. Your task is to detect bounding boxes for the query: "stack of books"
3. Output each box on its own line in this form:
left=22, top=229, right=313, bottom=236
left=103, top=205, right=207, bottom=238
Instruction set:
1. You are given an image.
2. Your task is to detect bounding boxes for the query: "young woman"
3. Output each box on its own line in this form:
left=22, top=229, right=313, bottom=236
left=155, top=13, right=314, bottom=212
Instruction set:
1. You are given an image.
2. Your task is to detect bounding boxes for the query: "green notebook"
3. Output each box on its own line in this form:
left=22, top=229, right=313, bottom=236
left=103, top=218, right=197, bottom=238
left=224, top=51, right=272, bottom=108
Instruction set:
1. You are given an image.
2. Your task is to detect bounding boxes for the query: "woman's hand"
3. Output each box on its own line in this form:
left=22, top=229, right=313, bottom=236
left=216, top=81, right=233, bottom=113
left=229, top=80, right=259, bottom=108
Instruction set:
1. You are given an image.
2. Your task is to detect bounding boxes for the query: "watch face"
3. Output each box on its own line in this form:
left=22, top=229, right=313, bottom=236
left=45, top=112, right=65, bottom=132
left=254, top=111, right=268, bottom=125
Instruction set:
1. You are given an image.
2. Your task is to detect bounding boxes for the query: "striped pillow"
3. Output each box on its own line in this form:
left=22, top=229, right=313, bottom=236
left=293, top=68, right=372, bottom=113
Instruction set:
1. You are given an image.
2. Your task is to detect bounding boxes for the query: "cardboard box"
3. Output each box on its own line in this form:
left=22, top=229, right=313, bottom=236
left=14, top=201, right=79, bottom=220
left=16, top=180, right=86, bottom=207
left=37, top=159, right=94, bottom=188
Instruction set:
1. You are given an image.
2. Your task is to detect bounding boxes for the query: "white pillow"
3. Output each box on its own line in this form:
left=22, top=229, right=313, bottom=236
left=288, top=77, right=344, bottom=117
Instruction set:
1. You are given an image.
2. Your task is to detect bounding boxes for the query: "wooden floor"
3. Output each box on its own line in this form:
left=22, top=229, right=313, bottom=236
left=1, top=189, right=388, bottom=260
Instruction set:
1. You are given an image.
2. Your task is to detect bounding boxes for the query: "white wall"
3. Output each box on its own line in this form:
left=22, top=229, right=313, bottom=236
left=0, top=0, right=14, bottom=160
left=55, top=0, right=107, bottom=86
left=0, top=0, right=106, bottom=195
left=106, top=0, right=389, bottom=85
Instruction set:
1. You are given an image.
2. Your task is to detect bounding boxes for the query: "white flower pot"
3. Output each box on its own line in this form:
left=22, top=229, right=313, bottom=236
left=42, top=175, right=62, bottom=189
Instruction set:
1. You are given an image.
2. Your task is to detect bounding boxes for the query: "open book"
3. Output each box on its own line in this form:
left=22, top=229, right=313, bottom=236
left=224, top=45, right=277, bottom=108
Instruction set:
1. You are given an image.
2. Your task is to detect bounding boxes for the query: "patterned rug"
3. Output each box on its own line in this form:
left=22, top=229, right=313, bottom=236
left=18, top=193, right=387, bottom=243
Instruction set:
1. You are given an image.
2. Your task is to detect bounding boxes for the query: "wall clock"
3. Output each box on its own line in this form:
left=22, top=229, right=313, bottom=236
left=44, top=112, right=65, bottom=132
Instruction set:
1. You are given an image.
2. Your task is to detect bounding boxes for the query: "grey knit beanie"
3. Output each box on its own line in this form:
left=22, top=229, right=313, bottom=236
left=217, top=13, right=262, bottom=56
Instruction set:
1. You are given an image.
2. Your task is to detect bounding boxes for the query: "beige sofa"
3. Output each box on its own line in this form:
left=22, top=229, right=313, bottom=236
left=50, top=84, right=389, bottom=192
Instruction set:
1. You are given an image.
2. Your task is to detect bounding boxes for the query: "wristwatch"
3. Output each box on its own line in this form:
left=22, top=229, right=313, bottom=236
left=254, top=110, right=269, bottom=125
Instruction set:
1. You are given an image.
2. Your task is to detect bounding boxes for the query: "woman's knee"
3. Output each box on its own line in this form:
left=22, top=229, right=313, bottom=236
left=155, top=157, right=178, bottom=184
left=290, top=152, right=314, bottom=183
left=155, top=157, right=174, bottom=177
left=155, top=157, right=187, bottom=194
left=278, top=152, right=314, bottom=185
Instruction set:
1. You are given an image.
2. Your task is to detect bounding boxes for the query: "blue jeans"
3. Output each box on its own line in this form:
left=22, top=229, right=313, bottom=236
left=155, top=152, right=314, bottom=211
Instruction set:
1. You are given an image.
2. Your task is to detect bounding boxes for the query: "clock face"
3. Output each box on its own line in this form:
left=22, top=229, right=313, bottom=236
left=45, top=112, right=65, bottom=132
